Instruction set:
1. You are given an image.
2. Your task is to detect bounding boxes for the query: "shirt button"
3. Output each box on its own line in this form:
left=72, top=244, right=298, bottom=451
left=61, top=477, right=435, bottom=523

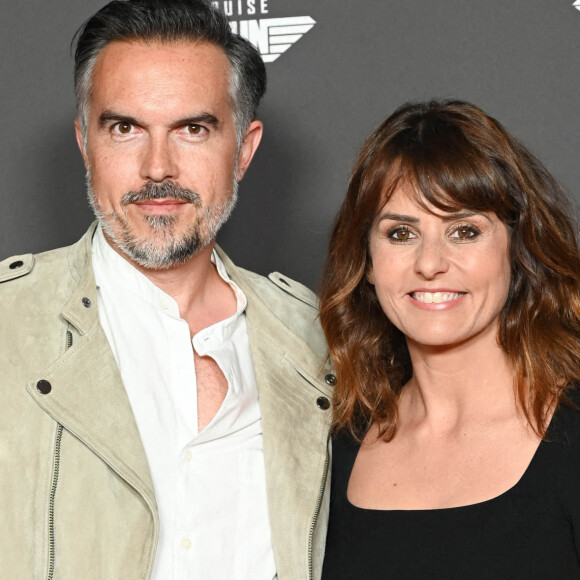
left=184, top=449, right=192, bottom=462
left=182, top=537, right=192, bottom=550
left=160, top=296, right=171, bottom=310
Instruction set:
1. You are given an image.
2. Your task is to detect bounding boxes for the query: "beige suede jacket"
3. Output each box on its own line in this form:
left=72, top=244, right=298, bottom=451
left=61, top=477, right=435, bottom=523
left=0, top=223, right=333, bottom=580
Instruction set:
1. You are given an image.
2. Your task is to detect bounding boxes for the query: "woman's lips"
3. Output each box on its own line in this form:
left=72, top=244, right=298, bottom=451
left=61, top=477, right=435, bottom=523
left=407, top=290, right=467, bottom=310
left=410, top=291, right=465, bottom=304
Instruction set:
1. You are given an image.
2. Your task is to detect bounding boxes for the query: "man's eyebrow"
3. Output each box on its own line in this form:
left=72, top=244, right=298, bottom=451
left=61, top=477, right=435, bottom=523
left=97, top=111, right=220, bottom=129
left=98, top=111, right=139, bottom=128
left=171, top=113, right=220, bottom=129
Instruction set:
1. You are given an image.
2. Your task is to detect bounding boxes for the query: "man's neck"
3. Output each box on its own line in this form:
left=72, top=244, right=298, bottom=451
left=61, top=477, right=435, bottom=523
left=103, top=233, right=237, bottom=336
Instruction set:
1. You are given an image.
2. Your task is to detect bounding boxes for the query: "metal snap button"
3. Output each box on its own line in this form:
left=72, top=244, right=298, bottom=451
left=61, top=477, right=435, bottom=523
left=9, top=260, right=24, bottom=269
left=82, top=297, right=92, bottom=308
left=316, top=396, right=330, bottom=410
left=325, top=373, right=337, bottom=386
left=36, top=380, right=52, bottom=395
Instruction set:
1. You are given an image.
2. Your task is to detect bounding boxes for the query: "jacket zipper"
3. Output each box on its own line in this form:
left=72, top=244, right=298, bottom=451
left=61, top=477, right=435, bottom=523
left=47, top=424, right=63, bottom=580
left=47, top=330, right=72, bottom=579
left=307, top=433, right=330, bottom=580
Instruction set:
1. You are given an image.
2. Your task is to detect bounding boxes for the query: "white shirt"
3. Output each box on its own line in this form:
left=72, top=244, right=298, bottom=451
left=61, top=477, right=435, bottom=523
left=91, top=226, right=276, bottom=579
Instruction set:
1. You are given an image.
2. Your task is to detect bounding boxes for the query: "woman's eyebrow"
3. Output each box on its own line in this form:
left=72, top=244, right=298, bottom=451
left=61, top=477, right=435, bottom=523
left=376, top=210, right=490, bottom=224
left=440, top=210, right=492, bottom=223
left=440, top=210, right=478, bottom=222
left=376, top=212, right=419, bottom=223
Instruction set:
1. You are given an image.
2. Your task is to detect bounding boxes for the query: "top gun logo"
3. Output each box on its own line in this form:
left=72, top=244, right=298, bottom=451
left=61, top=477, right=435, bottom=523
left=212, top=1, right=315, bottom=62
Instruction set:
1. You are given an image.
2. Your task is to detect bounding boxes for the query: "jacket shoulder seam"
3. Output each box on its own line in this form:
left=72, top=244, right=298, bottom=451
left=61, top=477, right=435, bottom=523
left=0, top=253, right=35, bottom=283
left=267, top=271, right=318, bottom=309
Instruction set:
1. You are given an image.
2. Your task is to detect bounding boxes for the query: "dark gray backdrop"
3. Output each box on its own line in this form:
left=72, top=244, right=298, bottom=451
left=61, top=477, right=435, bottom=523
left=2, top=1, right=579, bottom=290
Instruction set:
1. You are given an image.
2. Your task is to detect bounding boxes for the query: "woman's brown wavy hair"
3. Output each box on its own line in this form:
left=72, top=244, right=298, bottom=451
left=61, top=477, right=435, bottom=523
left=319, top=99, right=580, bottom=440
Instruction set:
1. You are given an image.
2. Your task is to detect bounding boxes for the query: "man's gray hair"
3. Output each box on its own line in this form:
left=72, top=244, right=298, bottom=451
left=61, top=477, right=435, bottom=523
left=72, top=0, right=267, bottom=145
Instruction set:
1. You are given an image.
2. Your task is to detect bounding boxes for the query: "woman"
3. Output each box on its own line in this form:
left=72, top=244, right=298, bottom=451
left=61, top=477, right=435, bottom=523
left=319, top=100, right=580, bottom=578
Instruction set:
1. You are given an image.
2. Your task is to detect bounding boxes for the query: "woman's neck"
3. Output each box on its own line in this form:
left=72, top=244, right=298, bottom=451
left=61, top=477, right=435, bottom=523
left=401, top=324, right=517, bottom=433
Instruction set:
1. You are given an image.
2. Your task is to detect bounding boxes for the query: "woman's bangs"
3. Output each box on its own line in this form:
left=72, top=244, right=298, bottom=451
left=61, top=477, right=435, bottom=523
left=397, top=146, right=509, bottom=217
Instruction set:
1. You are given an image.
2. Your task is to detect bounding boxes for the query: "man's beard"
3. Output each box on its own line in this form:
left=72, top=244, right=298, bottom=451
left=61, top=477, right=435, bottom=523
left=86, top=169, right=238, bottom=270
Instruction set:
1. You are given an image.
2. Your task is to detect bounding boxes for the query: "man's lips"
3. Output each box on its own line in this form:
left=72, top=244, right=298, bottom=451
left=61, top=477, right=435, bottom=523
left=133, top=198, right=189, bottom=205
left=132, top=198, right=190, bottom=211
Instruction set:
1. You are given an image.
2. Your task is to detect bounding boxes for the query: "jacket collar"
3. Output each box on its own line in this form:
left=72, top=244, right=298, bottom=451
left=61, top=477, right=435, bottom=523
left=215, top=245, right=333, bottom=397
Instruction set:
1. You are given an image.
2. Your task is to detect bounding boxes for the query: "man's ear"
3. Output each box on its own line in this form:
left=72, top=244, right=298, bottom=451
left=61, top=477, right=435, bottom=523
left=236, top=120, right=263, bottom=181
left=74, top=118, right=88, bottom=167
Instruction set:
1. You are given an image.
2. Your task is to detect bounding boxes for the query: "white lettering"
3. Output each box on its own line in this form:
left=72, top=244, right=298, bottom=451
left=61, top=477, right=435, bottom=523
left=239, top=20, right=247, bottom=37
left=216, top=0, right=266, bottom=17
left=245, top=19, right=269, bottom=53
left=247, top=20, right=270, bottom=53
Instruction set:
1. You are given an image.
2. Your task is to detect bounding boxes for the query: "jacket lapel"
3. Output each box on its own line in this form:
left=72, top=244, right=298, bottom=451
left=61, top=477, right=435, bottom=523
left=218, top=247, right=333, bottom=578
left=27, top=226, right=156, bottom=512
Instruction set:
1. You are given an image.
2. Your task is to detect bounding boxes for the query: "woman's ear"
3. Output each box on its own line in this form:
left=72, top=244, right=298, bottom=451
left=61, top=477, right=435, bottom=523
left=366, top=263, right=375, bottom=285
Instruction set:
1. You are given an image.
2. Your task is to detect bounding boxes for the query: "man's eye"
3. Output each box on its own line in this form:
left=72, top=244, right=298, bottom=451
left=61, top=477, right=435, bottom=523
left=187, top=124, right=204, bottom=135
left=114, top=122, right=133, bottom=134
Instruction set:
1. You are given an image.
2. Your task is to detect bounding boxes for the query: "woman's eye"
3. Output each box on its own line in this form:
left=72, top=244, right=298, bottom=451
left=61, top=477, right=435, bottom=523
left=388, top=227, right=415, bottom=241
left=450, top=225, right=479, bottom=239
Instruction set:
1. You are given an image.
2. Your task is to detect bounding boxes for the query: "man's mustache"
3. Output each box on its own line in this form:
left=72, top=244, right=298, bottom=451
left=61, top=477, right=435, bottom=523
left=121, top=181, right=202, bottom=206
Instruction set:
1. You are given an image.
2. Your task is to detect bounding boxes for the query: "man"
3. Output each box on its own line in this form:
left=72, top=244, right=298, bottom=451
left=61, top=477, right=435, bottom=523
left=0, top=1, right=333, bottom=578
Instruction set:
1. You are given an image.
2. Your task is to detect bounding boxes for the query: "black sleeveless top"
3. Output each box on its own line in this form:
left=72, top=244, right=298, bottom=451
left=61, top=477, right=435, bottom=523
left=322, top=392, right=580, bottom=579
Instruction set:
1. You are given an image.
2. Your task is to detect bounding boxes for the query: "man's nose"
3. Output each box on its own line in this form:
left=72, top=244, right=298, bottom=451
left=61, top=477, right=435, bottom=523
left=140, top=135, right=178, bottom=182
left=414, top=238, right=450, bottom=279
